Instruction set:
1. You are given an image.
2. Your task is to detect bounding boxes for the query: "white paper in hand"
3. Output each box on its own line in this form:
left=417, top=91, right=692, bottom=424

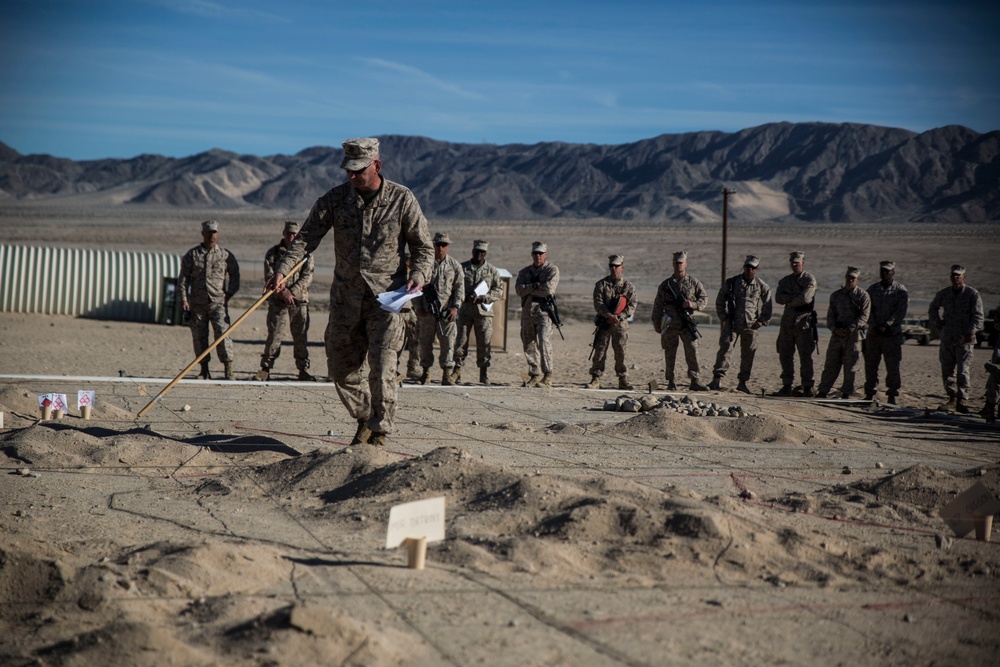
left=377, top=287, right=422, bottom=313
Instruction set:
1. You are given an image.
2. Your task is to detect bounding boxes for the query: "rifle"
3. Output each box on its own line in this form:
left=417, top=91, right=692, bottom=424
left=724, top=276, right=738, bottom=329
left=808, top=308, right=819, bottom=354
left=589, top=294, right=627, bottom=360
left=665, top=280, right=701, bottom=340
left=540, top=295, right=565, bottom=340
left=423, top=284, right=449, bottom=338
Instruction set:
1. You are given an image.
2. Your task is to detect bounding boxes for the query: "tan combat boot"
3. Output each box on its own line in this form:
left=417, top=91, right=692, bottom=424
left=254, top=368, right=269, bottom=381
left=586, top=375, right=601, bottom=389
left=938, top=397, right=958, bottom=411
left=450, top=367, right=462, bottom=383
left=350, top=420, right=371, bottom=445
left=539, top=373, right=553, bottom=387
left=442, top=369, right=455, bottom=386
left=479, top=368, right=489, bottom=385
left=224, top=362, right=235, bottom=380
left=419, top=368, right=430, bottom=385
left=198, top=362, right=211, bottom=380
left=618, top=376, right=633, bottom=390
left=369, top=433, right=389, bottom=447
left=525, top=374, right=541, bottom=387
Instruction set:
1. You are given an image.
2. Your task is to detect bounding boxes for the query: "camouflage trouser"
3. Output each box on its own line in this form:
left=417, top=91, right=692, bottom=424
left=188, top=302, right=233, bottom=363
left=589, top=323, right=628, bottom=378
left=521, top=305, right=554, bottom=375
left=397, top=310, right=420, bottom=376
left=863, top=332, right=903, bottom=397
left=712, top=325, right=758, bottom=382
left=661, top=327, right=701, bottom=383
left=777, top=317, right=814, bottom=388
left=818, top=333, right=862, bottom=396
left=455, top=312, right=493, bottom=369
left=939, top=342, right=973, bottom=401
left=260, top=301, right=310, bottom=371
left=325, top=293, right=404, bottom=435
left=417, top=314, right=457, bottom=369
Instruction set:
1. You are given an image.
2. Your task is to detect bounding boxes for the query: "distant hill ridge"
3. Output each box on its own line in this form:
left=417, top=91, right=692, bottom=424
left=1, top=122, right=997, bottom=223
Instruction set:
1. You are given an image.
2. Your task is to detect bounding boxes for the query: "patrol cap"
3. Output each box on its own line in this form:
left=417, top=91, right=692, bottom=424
left=473, top=240, right=489, bottom=252
left=608, top=254, right=624, bottom=266
left=283, top=221, right=299, bottom=234
left=202, top=220, right=219, bottom=232
left=340, top=137, right=379, bottom=171
left=951, top=264, right=966, bottom=275
left=846, top=266, right=860, bottom=278
left=531, top=241, right=547, bottom=254
left=744, top=255, right=760, bottom=268
left=433, top=232, right=451, bottom=245
left=672, top=251, right=687, bottom=263
left=789, top=251, right=805, bottom=263
left=879, top=260, right=895, bottom=271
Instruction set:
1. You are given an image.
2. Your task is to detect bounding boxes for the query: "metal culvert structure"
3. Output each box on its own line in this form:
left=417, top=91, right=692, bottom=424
left=0, top=244, right=182, bottom=323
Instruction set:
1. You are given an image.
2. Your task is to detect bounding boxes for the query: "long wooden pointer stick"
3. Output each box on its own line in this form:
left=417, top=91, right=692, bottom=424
left=136, top=257, right=308, bottom=419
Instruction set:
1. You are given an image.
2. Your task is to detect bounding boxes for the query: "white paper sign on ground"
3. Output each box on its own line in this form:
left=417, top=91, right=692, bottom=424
left=940, top=482, right=1000, bottom=538
left=385, top=496, right=446, bottom=549
left=41, top=394, right=68, bottom=411
left=78, top=390, right=95, bottom=409
left=38, top=393, right=56, bottom=409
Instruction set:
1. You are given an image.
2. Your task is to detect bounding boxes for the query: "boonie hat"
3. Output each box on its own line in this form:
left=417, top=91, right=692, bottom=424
left=433, top=232, right=451, bottom=245
left=744, top=255, right=760, bottom=268
left=951, top=264, right=966, bottom=275
left=879, top=260, right=895, bottom=271
left=672, top=251, right=687, bottom=263
left=202, top=220, right=219, bottom=232
left=531, top=241, right=547, bottom=254
left=789, top=251, right=805, bottom=263
left=608, top=254, right=624, bottom=266
left=341, top=138, right=379, bottom=171
left=283, top=221, right=299, bottom=234
left=846, top=266, right=860, bottom=278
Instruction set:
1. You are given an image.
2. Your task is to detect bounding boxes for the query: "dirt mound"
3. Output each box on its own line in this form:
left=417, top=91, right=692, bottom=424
left=854, top=462, right=1000, bottom=514
left=0, top=548, right=65, bottom=623
left=606, top=409, right=833, bottom=446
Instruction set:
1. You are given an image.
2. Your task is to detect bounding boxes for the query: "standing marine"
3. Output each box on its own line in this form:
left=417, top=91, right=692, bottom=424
left=651, top=251, right=708, bottom=391
left=773, top=251, right=818, bottom=397
left=177, top=219, right=241, bottom=380
left=587, top=254, right=638, bottom=390
left=928, top=264, right=984, bottom=413
left=416, top=232, right=464, bottom=385
left=863, top=260, right=909, bottom=404
left=453, top=240, right=504, bottom=385
left=515, top=241, right=560, bottom=387
left=816, top=267, right=871, bottom=399
left=255, top=221, right=316, bottom=382
left=708, top=254, right=772, bottom=394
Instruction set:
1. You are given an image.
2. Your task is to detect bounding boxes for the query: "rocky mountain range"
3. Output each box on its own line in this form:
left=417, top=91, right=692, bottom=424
left=1, top=122, right=997, bottom=223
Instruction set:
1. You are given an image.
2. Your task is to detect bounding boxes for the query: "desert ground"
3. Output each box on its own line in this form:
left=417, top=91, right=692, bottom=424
left=1, top=206, right=999, bottom=666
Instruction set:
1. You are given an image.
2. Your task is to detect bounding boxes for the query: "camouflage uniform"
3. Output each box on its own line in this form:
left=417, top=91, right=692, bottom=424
left=515, top=256, right=560, bottom=378
left=455, top=256, right=504, bottom=373
left=817, top=279, right=871, bottom=397
left=928, top=276, right=984, bottom=403
left=398, top=307, right=421, bottom=378
left=178, top=239, right=240, bottom=368
left=260, top=240, right=314, bottom=375
left=277, top=176, right=433, bottom=436
left=711, top=268, right=772, bottom=384
left=863, top=275, right=909, bottom=400
left=417, top=254, right=465, bottom=372
left=774, top=260, right=818, bottom=391
left=589, top=273, right=637, bottom=380
left=651, top=274, right=708, bottom=385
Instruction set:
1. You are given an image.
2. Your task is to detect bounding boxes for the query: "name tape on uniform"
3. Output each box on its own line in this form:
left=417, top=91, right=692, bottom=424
left=385, top=496, right=446, bottom=549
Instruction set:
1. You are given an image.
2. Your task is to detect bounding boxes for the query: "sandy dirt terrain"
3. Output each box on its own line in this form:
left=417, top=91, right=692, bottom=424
left=1, top=210, right=999, bottom=666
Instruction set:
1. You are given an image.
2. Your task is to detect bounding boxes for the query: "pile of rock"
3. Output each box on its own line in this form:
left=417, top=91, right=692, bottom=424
left=603, top=394, right=751, bottom=418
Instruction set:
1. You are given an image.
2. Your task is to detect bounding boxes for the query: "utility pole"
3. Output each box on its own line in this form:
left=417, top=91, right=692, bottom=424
left=721, top=187, right=731, bottom=286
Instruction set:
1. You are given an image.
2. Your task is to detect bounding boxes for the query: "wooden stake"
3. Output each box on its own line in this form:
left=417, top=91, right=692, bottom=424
left=136, top=257, right=308, bottom=419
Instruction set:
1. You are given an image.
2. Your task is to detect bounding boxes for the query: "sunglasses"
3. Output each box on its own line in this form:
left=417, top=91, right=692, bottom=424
left=434, top=243, right=449, bottom=248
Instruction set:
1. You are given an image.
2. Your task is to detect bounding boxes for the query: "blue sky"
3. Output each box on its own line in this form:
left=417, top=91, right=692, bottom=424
left=1, top=0, right=998, bottom=160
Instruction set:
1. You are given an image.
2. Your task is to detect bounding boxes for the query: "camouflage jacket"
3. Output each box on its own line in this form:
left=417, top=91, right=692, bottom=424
left=929, top=285, right=984, bottom=345
left=417, top=255, right=465, bottom=315
left=593, top=276, right=637, bottom=326
left=276, top=178, right=433, bottom=302
left=826, top=285, right=871, bottom=333
left=178, top=244, right=240, bottom=307
left=715, top=274, right=772, bottom=332
left=515, top=262, right=560, bottom=310
left=459, top=259, right=504, bottom=318
left=264, top=243, right=314, bottom=304
left=775, top=271, right=818, bottom=325
left=651, top=275, right=707, bottom=333
left=866, top=280, right=909, bottom=335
